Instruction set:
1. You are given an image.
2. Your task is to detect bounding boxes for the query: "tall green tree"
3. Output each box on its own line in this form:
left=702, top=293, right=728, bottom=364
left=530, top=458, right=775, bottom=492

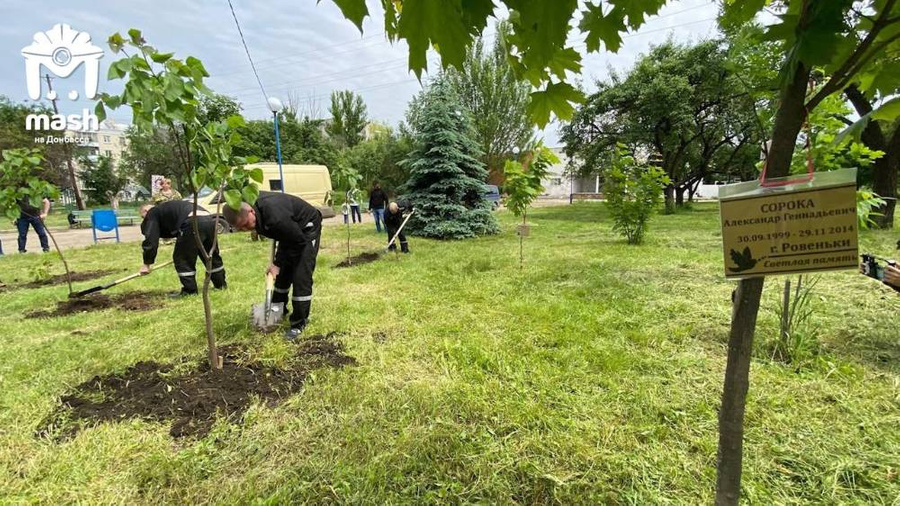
left=80, top=154, right=127, bottom=206
left=118, top=126, right=182, bottom=188
left=343, top=124, right=413, bottom=192
left=402, top=79, right=498, bottom=239
left=236, top=116, right=339, bottom=168
left=562, top=40, right=762, bottom=213
left=197, top=93, right=243, bottom=125
left=446, top=22, right=534, bottom=184
left=327, top=90, right=368, bottom=148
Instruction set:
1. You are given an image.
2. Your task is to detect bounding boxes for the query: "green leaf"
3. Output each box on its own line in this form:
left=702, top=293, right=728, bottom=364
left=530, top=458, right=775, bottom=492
left=546, top=47, right=582, bottom=79
left=108, top=33, right=126, bottom=53
left=95, top=102, right=107, bottom=123
left=224, top=189, right=242, bottom=210
left=396, top=0, right=492, bottom=77
left=150, top=52, right=174, bottom=63
left=241, top=184, right=260, bottom=206
left=127, top=28, right=143, bottom=45
left=185, top=56, right=209, bottom=77
left=107, top=61, right=126, bottom=80
left=719, top=0, right=769, bottom=30
left=226, top=114, right=245, bottom=129
left=527, top=82, right=585, bottom=128
left=249, top=168, right=263, bottom=183
left=325, top=0, right=369, bottom=32
left=872, top=97, right=900, bottom=122
left=580, top=4, right=626, bottom=53
left=507, top=0, right=578, bottom=68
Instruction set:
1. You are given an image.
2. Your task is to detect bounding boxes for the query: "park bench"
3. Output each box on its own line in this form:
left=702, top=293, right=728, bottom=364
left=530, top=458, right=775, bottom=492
left=569, top=192, right=604, bottom=203
left=69, top=209, right=140, bottom=228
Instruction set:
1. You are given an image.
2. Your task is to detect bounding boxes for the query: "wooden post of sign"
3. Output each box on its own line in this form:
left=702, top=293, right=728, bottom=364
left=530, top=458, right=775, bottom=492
left=780, top=279, right=791, bottom=343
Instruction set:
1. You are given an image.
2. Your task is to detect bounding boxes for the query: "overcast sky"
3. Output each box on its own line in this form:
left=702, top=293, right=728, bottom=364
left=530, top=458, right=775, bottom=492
left=2, top=0, right=720, bottom=145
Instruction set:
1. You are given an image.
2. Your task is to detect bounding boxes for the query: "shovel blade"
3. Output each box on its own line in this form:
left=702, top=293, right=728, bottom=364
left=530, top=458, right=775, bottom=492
left=251, top=302, right=285, bottom=332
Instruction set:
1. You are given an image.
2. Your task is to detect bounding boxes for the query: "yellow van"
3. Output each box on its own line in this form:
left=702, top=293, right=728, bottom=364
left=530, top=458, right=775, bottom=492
left=192, top=163, right=336, bottom=218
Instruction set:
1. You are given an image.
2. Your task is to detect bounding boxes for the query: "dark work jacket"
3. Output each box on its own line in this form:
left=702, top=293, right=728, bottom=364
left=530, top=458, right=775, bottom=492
left=141, top=200, right=204, bottom=264
left=253, top=191, right=322, bottom=267
left=384, top=207, right=406, bottom=231
left=17, top=197, right=48, bottom=217
left=368, top=188, right=387, bottom=209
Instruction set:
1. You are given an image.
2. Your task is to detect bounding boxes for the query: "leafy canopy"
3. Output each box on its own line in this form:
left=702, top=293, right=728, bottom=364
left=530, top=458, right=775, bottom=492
left=327, top=90, right=369, bottom=148
left=445, top=22, right=534, bottom=181
left=504, top=144, right=558, bottom=218
left=324, top=0, right=669, bottom=127
left=0, top=149, right=59, bottom=222
left=97, top=29, right=260, bottom=210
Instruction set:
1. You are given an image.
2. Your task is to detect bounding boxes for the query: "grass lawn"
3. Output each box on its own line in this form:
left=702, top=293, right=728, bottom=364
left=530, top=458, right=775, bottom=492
left=0, top=203, right=898, bottom=504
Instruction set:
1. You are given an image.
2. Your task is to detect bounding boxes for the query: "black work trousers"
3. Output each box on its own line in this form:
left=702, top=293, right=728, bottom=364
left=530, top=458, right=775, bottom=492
left=271, top=221, right=322, bottom=329
left=386, top=224, right=409, bottom=253
left=173, top=217, right=226, bottom=294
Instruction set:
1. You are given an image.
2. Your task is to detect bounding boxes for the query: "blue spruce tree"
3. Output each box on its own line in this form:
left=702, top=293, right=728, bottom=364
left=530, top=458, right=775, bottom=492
left=402, top=79, right=499, bottom=239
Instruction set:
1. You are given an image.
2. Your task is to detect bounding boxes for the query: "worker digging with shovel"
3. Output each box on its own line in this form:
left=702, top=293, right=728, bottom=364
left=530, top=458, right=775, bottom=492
left=223, top=191, right=322, bottom=340
left=139, top=200, right=226, bottom=297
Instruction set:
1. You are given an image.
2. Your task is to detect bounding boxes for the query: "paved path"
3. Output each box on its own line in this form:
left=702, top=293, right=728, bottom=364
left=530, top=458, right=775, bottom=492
left=0, top=214, right=351, bottom=254
left=0, top=202, right=575, bottom=255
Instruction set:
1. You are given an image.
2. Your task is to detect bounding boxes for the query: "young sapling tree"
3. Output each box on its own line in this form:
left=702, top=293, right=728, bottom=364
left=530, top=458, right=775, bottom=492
left=97, top=30, right=261, bottom=369
left=504, top=144, right=557, bottom=267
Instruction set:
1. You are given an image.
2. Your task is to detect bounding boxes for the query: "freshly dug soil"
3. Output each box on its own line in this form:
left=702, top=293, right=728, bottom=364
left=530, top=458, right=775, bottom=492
left=335, top=252, right=381, bottom=268
left=38, top=334, right=356, bottom=439
left=16, top=269, right=119, bottom=289
left=25, top=291, right=166, bottom=319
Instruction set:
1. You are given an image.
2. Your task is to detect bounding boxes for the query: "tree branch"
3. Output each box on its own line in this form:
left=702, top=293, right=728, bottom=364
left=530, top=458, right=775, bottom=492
left=807, top=0, right=899, bottom=109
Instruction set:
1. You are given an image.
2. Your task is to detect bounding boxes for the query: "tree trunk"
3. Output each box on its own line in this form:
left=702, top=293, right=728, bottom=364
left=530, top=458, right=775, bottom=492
left=192, top=189, right=221, bottom=371
left=871, top=150, right=898, bottom=228
left=845, top=84, right=897, bottom=229
left=715, top=59, right=811, bottom=506
left=66, top=152, right=85, bottom=210
left=676, top=186, right=685, bottom=207
left=664, top=184, right=676, bottom=214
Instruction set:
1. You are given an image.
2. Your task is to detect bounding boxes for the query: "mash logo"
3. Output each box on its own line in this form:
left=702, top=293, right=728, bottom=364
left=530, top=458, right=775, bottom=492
left=21, top=24, right=103, bottom=132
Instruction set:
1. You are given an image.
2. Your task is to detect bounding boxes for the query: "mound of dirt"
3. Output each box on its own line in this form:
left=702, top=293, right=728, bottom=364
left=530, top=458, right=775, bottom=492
left=25, top=291, right=167, bottom=319
left=17, top=270, right=119, bottom=289
left=335, top=252, right=381, bottom=268
left=38, top=334, right=356, bottom=439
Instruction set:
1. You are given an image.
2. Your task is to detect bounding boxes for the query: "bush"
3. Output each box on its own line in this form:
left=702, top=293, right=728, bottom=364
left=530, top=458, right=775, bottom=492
left=603, top=145, right=669, bottom=244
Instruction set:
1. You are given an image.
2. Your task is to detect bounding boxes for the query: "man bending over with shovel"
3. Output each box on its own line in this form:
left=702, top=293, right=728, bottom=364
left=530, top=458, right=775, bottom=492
left=223, top=191, right=322, bottom=340
left=139, top=200, right=226, bottom=298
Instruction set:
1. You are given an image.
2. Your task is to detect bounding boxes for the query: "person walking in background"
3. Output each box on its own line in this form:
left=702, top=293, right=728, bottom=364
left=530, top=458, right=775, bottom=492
left=348, top=188, right=362, bottom=224
left=152, top=178, right=182, bottom=204
left=368, top=181, right=388, bottom=233
left=16, top=195, right=50, bottom=253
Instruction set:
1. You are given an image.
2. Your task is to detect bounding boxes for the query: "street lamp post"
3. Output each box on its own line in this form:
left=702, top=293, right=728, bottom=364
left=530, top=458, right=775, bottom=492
left=267, top=96, right=285, bottom=193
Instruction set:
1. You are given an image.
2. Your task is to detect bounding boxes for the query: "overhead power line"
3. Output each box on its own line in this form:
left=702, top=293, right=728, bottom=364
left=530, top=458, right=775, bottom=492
left=226, top=0, right=268, bottom=101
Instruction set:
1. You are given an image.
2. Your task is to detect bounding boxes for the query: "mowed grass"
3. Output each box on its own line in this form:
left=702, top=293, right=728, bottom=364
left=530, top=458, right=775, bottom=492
left=0, top=203, right=898, bottom=504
